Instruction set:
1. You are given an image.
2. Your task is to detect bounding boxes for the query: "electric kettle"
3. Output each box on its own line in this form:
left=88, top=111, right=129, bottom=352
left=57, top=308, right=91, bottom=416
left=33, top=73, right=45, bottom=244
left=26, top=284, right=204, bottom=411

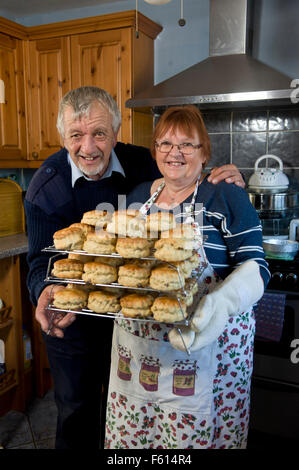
left=248, top=155, right=289, bottom=192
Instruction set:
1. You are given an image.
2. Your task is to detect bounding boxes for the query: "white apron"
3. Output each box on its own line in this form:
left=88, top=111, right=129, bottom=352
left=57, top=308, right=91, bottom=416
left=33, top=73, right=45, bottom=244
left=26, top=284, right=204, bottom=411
left=104, top=179, right=255, bottom=449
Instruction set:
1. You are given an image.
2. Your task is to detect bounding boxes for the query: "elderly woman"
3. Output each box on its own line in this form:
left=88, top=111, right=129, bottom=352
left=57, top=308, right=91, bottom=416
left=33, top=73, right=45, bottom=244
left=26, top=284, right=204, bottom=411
left=104, top=105, right=270, bottom=449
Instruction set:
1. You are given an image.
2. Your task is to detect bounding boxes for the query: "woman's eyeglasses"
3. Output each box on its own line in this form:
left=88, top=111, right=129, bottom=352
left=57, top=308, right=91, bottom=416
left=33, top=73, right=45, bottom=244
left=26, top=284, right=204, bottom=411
left=155, top=141, right=202, bottom=155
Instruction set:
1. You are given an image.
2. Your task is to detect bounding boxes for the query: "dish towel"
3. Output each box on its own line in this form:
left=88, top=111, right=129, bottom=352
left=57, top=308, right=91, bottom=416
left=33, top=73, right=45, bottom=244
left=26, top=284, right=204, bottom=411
left=254, top=292, right=286, bottom=342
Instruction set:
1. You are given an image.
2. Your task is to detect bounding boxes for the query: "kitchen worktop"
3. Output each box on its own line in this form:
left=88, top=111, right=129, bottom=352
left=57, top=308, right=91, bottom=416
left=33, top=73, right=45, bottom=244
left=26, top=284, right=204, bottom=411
left=0, top=233, right=28, bottom=260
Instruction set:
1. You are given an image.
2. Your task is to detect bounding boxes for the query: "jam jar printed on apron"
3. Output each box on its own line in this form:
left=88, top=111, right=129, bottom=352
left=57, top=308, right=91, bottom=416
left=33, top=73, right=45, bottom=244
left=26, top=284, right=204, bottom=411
left=139, top=355, right=161, bottom=391
left=172, top=360, right=198, bottom=396
left=117, top=345, right=132, bottom=381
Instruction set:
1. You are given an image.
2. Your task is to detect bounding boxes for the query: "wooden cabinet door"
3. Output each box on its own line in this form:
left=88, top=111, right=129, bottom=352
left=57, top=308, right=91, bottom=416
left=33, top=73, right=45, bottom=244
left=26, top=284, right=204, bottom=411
left=70, top=29, right=132, bottom=143
left=0, top=33, right=26, bottom=160
left=27, top=37, right=71, bottom=160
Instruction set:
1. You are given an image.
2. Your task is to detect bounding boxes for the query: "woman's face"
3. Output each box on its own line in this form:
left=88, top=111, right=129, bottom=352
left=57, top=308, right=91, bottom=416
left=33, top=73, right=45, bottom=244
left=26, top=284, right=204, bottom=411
left=155, top=126, right=206, bottom=185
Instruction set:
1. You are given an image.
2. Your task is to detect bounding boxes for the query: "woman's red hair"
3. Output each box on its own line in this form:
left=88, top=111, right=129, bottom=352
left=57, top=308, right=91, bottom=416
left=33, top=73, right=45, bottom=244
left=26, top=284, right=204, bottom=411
left=151, top=105, right=211, bottom=168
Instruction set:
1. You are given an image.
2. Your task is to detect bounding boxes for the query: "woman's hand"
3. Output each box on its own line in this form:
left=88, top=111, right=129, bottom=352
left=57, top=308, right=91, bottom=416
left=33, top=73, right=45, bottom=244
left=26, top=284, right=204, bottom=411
left=207, top=164, right=245, bottom=188
left=35, top=284, right=76, bottom=338
left=169, top=261, right=264, bottom=352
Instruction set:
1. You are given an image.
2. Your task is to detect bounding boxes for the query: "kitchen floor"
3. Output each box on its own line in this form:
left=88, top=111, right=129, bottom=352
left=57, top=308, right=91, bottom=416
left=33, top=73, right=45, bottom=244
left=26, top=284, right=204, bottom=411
left=0, top=389, right=57, bottom=449
left=0, top=389, right=297, bottom=449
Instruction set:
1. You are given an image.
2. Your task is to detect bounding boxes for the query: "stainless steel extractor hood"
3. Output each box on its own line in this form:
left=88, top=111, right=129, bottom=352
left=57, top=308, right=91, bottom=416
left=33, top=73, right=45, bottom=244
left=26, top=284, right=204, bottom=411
left=126, top=0, right=294, bottom=109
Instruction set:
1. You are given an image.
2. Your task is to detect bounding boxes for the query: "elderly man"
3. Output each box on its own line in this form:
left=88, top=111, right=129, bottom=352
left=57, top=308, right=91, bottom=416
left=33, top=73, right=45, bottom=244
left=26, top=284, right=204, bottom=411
left=24, top=86, right=245, bottom=449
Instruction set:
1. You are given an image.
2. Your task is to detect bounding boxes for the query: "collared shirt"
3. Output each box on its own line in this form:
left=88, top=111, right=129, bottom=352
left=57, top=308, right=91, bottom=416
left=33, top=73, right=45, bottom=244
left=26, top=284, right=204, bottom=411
left=68, top=149, right=125, bottom=187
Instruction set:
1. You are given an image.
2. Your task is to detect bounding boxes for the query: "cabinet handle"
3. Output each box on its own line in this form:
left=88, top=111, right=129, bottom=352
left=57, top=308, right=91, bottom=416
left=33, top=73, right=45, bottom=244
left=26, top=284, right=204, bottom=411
left=32, top=152, right=39, bottom=159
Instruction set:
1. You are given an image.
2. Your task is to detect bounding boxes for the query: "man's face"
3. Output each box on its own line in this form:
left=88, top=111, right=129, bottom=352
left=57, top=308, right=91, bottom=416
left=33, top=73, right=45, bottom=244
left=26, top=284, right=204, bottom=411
left=63, top=102, right=118, bottom=180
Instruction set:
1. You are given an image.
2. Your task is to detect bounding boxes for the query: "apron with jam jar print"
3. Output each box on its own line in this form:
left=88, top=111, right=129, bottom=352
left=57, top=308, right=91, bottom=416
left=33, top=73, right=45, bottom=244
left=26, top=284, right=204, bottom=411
left=104, top=179, right=255, bottom=449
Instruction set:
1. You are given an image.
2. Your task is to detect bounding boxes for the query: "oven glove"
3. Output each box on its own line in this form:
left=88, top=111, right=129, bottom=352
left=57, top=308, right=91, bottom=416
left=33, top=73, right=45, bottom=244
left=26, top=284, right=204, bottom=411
left=168, top=260, right=264, bottom=352
left=190, top=260, right=264, bottom=332
left=168, top=309, right=229, bottom=352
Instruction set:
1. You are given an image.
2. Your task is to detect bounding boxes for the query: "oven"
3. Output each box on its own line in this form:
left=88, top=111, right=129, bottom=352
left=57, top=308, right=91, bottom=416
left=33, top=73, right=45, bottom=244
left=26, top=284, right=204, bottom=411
left=250, top=257, right=299, bottom=443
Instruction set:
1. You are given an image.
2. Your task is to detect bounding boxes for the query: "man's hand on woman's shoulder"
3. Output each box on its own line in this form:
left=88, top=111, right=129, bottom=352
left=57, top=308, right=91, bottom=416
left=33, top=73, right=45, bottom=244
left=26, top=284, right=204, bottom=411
left=207, top=164, right=245, bottom=188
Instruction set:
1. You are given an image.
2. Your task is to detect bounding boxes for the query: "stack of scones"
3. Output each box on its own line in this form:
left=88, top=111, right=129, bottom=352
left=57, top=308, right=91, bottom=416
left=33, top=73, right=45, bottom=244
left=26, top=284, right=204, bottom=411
left=51, top=209, right=201, bottom=323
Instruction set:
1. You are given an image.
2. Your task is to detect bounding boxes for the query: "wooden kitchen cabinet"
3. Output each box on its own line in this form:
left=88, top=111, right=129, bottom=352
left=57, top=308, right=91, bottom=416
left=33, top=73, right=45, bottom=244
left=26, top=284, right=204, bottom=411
left=25, top=36, right=71, bottom=161
left=70, top=28, right=132, bottom=143
left=24, top=11, right=161, bottom=162
left=0, top=11, right=161, bottom=167
left=0, top=255, right=25, bottom=415
left=0, top=32, right=27, bottom=161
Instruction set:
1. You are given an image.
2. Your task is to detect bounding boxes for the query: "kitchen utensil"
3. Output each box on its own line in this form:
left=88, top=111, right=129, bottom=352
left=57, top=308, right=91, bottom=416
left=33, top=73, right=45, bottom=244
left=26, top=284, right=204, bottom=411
left=248, top=155, right=289, bottom=192
left=263, top=238, right=299, bottom=260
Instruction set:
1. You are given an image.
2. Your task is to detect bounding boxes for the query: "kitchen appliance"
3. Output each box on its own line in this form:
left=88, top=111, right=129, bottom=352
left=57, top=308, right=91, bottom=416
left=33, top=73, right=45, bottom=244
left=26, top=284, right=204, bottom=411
left=248, top=154, right=289, bottom=192
left=126, top=0, right=293, bottom=109
left=247, top=154, right=299, bottom=440
left=247, top=156, right=299, bottom=239
left=251, top=254, right=299, bottom=442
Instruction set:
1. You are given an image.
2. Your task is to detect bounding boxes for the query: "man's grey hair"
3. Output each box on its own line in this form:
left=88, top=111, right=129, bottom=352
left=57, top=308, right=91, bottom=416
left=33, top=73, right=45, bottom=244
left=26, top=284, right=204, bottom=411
left=56, top=86, right=122, bottom=138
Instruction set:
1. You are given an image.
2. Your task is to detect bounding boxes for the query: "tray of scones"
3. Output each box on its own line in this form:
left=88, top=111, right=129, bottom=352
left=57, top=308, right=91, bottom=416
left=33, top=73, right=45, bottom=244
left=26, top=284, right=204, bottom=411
left=43, top=209, right=207, bottom=324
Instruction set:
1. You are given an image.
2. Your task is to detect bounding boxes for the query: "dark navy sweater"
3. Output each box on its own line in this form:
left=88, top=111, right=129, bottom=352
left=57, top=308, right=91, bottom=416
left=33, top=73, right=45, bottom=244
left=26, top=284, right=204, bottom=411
left=24, top=143, right=161, bottom=305
left=127, top=178, right=270, bottom=287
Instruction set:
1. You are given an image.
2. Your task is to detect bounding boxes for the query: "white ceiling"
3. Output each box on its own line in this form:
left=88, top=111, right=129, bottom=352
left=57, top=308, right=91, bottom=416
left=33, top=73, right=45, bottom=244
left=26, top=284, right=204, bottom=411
left=0, top=0, right=126, bottom=18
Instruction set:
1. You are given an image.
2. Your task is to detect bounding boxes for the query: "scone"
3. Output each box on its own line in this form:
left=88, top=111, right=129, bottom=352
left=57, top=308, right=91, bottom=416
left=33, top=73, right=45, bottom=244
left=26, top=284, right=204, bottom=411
left=68, top=223, right=94, bottom=237
left=149, top=265, right=185, bottom=291
left=53, top=227, right=84, bottom=250
left=161, top=223, right=195, bottom=240
left=116, top=237, right=151, bottom=258
left=172, top=287, right=194, bottom=307
left=118, top=263, right=151, bottom=287
left=171, top=258, right=194, bottom=279
left=80, top=210, right=112, bottom=227
left=145, top=236, right=158, bottom=249
left=154, top=238, right=193, bottom=262
left=185, top=277, right=199, bottom=295
left=83, top=230, right=117, bottom=254
left=151, top=296, right=187, bottom=323
left=101, top=286, right=125, bottom=296
left=52, top=258, right=84, bottom=279
left=126, top=209, right=142, bottom=217
left=173, top=277, right=199, bottom=307
left=87, top=290, right=121, bottom=313
left=188, top=253, right=201, bottom=270
left=93, top=255, right=123, bottom=267
left=106, top=210, right=146, bottom=238
left=120, top=293, right=154, bottom=318
left=53, top=288, right=88, bottom=310
left=68, top=253, right=94, bottom=263
left=82, top=262, right=118, bottom=284
left=127, top=258, right=157, bottom=269
left=66, top=283, right=93, bottom=294
left=146, top=212, right=176, bottom=235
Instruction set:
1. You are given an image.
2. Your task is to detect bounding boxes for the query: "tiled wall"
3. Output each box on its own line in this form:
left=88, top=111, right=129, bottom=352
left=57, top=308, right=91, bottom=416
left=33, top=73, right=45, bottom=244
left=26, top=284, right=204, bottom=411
left=201, top=105, right=299, bottom=188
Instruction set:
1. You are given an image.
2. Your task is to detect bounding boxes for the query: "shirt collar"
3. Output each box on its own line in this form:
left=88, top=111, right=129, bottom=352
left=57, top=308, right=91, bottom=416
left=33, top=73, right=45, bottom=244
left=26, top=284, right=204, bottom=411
left=68, top=149, right=125, bottom=187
